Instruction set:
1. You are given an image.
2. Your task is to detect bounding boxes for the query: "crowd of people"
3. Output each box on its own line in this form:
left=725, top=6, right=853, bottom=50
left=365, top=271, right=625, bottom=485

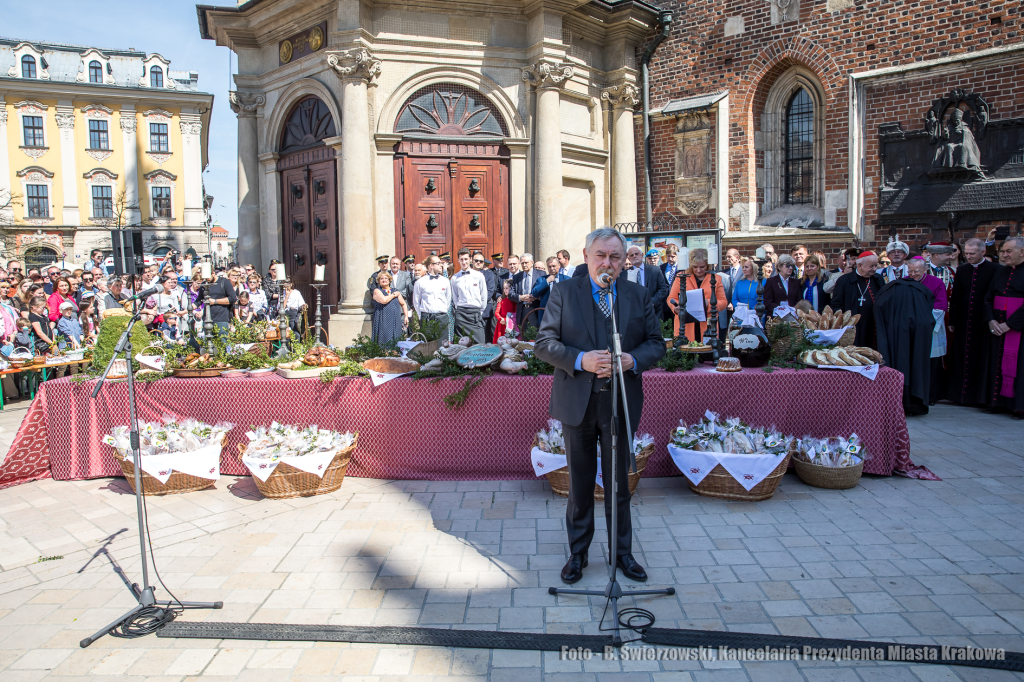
left=367, top=228, right=1024, bottom=418
left=0, top=253, right=310, bottom=391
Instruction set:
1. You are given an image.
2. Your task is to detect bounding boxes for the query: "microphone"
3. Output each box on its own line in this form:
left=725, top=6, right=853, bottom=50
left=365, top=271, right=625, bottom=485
left=597, top=272, right=614, bottom=286
left=126, top=276, right=168, bottom=302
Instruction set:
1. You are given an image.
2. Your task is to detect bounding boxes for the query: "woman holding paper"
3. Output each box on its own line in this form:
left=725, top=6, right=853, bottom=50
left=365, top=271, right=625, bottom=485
left=667, top=248, right=728, bottom=342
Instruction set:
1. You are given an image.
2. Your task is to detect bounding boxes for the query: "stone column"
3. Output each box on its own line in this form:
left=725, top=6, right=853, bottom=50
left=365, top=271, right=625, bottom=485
left=54, top=104, right=79, bottom=225
left=327, top=48, right=380, bottom=344
left=522, top=61, right=573, bottom=262
left=179, top=116, right=205, bottom=228
left=229, top=91, right=266, bottom=270
left=602, top=82, right=640, bottom=227
left=119, top=106, right=140, bottom=226
left=258, top=152, right=281, bottom=267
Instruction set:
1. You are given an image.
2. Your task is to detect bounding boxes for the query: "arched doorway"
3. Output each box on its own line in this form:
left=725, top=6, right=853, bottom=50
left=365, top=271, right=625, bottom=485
left=23, top=244, right=59, bottom=272
left=393, top=85, right=510, bottom=263
left=279, top=96, right=339, bottom=309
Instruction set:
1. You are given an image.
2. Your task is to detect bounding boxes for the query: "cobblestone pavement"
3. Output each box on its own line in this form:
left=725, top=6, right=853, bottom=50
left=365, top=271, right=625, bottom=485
left=1, top=403, right=1024, bottom=681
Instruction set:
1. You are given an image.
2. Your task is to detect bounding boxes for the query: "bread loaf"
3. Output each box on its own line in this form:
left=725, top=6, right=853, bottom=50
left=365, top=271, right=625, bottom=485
left=363, top=357, right=421, bottom=374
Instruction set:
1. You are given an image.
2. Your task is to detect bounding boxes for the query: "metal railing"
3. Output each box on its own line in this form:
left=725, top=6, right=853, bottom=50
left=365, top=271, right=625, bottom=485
left=614, top=215, right=725, bottom=235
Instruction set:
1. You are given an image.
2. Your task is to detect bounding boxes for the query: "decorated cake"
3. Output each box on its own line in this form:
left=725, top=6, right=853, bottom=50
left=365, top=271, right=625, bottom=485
left=716, top=357, right=742, bottom=372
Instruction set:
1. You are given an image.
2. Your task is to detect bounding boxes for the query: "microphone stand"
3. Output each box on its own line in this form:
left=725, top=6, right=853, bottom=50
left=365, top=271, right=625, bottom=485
left=81, top=297, right=222, bottom=647
left=548, top=282, right=675, bottom=647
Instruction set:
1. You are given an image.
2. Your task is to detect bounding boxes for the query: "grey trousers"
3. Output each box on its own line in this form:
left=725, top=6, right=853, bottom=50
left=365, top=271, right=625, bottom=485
left=454, top=307, right=485, bottom=345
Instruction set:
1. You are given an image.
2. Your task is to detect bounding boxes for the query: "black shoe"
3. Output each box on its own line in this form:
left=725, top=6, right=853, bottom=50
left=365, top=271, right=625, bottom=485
left=616, top=553, right=647, bottom=582
left=560, top=553, right=588, bottom=584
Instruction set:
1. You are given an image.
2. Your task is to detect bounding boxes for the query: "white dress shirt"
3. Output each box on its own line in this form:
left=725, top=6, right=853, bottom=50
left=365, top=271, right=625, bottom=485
left=451, top=268, right=487, bottom=310
left=559, top=264, right=572, bottom=278
left=413, top=274, right=451, bottom=314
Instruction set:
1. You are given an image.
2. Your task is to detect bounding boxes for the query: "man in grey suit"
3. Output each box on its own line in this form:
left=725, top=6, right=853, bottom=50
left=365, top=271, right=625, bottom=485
left=535, top=227, right=666, bottom=585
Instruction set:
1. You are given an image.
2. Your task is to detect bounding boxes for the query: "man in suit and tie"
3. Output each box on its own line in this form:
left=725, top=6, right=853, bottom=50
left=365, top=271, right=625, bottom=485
left=510, top=253, right=541, bottom=333
left=472, top=251, right=499, bottom=340
left=535, top=227, right=665, bottom=584
left=718, top=248, right=741, bottom=339
left=625, top=245, right=669, bottom=318
left=557, top=249, right=573, bottom=278
left=490, top=252, right=511, bottom=289
left=659, top=245, right=682, bottom=323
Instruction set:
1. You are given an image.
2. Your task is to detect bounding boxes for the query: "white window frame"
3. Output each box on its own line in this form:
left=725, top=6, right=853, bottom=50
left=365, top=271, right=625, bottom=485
left=82, top=104, right=114, bottom=162
left=144, top=169, right=177, bottom=226
left=76, top=48, right=115, bottom=85
left=83, top=168, right=119, bottom=224
left=139, top=53, right=175, bottom=89
left=16, top=166, right=55, bottom=225
left=142, top=109, right=174, bottom=164
left=15, top=101, right=49, bottom=159
left=6, top=42, right=49, bottom=80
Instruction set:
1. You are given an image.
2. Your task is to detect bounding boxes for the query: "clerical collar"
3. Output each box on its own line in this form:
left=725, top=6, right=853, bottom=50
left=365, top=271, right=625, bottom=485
left=970, top=261, right=982, bottom=268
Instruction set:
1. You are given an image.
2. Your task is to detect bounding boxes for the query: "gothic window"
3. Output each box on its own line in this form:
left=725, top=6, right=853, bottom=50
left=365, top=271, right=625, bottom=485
left=150, top=123, right=169, bottom=152
left=280, top=97, right=336, bottom=153
left=395, top=86, right=507, bottom=137
left=784, top=89, right=814, bottom=205
left=92, top=185, right=113, bottom=218
left=26, top=185, right=48, bottom=218
left=89, top=60, right=103, bottom=83
left=23, top=116, right=44, bottom=147
left=150, top=65, right=163, bottom=88
left=21, top=55, right=36, bottom=79
left=88, top=120, right=109, bottom=150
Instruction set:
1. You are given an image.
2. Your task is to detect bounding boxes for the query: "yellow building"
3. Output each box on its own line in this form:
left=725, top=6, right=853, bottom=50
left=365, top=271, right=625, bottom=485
left=0, top=38, right=214, bottom=271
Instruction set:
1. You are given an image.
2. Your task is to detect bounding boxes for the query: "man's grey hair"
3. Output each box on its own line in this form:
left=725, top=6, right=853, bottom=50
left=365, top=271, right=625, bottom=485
left=108, top=276, right=122, bottom=287
left=776, top=254, right=797, bottom=269
left=584, top=227, right=627, bottom=254
left=520, top=252, right=534, bottom=262
left=1005, top=236, right=1024, bottom=249
left=963, top=238, right=986, bottom=250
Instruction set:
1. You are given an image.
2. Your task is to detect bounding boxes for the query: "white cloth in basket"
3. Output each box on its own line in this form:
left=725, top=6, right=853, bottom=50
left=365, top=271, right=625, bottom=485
left=667, top=445, right=785, bottom=491
left=121, top=443, right=222, bottom=484
left=529, top=448, right=605, bottom=488
left=806, top=327, right=850, bottom=345
left=242, top=449, right=340, bottom=482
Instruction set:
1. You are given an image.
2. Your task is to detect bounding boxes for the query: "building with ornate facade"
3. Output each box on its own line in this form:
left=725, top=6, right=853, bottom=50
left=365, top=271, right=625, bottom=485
left=0, top=37, right=215, bottom=271
left=198, top=0, right=657, bottom=343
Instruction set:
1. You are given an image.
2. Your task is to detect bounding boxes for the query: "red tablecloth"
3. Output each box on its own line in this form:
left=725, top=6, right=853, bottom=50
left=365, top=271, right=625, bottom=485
left=0, top=366, right=926, bottom=488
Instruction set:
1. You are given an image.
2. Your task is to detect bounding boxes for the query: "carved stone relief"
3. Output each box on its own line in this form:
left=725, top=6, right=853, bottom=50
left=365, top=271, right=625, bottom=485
left=673, top=112, right=713, bottom=216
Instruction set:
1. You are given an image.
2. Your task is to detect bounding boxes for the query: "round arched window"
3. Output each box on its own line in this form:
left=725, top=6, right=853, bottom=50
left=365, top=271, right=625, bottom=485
left=395, top=85, right=507, bottom=137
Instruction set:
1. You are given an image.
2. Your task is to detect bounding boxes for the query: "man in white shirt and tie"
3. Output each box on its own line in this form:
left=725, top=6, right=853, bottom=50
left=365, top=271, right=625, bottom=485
left=413, top=255, right=453, bottom=342
left=450, top=247, right=488, bottom=344
left=557, top=249, right=573, bottom=278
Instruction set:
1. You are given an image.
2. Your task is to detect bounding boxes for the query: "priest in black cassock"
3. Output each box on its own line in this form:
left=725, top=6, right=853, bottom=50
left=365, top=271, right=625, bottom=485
left=830, top=251, right=885, bottom=348
left=948, top=238, right=997, bottom=405
left=985, top=237, right=1024, bottom=414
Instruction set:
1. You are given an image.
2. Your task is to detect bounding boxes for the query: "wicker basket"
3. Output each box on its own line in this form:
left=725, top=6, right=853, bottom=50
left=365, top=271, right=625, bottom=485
left=538, top=436, right=654, bottom=502
left=111, top=434, right=226, bottom=496
left=793, top=458, right=863, bottom=489
left=238, top=437, right=357, bottom=500
left=405, top=332, right=440, bottom=361
left=688, top=454, right=790, bottom=501
left=766, top=320, right=804, bottom=362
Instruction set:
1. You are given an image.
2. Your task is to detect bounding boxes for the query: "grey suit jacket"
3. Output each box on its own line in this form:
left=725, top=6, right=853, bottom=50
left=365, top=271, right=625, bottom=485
left=535, top=275, right=666, bottom=429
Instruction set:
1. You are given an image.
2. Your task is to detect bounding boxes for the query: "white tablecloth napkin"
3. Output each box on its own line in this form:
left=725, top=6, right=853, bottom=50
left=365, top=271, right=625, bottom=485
left=530, top=447, right=604, bottom=487
left=368, top=370, right=415, bottom=386
left=396, top=340, right=421, bottom=358
left=667, top=445, right=785, bottom=491
left=122, top=443, right=222, bottom=484
left=242, top=448, right=340, bottom=481
left=818, top=364, right=879, bottom=380
left=807, top=327, right=850, bottom=345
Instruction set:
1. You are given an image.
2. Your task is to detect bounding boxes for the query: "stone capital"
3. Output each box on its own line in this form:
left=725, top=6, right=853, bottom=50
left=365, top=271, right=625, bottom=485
left=601, top=82, right=639, bottom=109
left=326, top=49, right=381, bottom=82
left=119, top=114, right=136, bottom=133
left=55, top=111, right=75, bottom=130
left=521, top=60, right=574, bottom=90
left=0, top=109, right=7, bottom=126
left=180, top=119, right=203, bottom=136
left=229, top=90, right=266, bottom=117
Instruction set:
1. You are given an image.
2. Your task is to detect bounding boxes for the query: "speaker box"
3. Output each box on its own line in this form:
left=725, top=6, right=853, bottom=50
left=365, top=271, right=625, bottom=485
left=110, top=229, right=144, bottom=276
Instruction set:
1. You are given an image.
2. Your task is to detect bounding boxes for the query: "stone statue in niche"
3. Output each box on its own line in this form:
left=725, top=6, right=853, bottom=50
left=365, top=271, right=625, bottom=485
left=926, top=89, right=989, bottom=179
left=933, top=109, right=982, bottom=172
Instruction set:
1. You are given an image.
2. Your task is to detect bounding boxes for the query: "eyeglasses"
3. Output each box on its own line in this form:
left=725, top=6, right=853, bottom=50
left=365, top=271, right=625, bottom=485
left=472, top=259, right=484, bottom=264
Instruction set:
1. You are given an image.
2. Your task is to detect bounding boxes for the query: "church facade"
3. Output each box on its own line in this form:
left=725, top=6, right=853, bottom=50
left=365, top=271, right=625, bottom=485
left=198, top=0, right=659, bottom=343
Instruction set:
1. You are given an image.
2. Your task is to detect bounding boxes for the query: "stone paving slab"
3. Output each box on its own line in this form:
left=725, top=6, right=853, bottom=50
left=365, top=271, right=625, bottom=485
left=0, top=404, right=1024, bottom=680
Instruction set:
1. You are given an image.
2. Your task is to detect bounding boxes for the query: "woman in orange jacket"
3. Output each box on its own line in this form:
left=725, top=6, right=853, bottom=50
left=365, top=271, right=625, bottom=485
left=667, top=248, right=728, bottom=342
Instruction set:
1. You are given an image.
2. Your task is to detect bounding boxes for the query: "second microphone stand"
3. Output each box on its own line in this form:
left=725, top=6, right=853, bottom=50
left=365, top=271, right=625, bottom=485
left=548, top=286, right=675, bottom=647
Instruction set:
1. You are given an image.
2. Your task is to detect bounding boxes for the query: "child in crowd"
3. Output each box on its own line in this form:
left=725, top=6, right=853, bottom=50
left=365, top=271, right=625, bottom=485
left=13, top=318, right=32, bottom=350
left=160, top=315, right=184, bottom=344
left=56, top=301, right=83, bottom=349
left=28, top=296, right=53, bottom=355
left=79, top=298, right=98, bottom=344
left=235, top=290, right=253, bottom=325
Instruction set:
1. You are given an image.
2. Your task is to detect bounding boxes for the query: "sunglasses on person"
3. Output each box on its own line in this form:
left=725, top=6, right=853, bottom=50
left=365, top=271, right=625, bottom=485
left=472, top=258, right=485, bottom=264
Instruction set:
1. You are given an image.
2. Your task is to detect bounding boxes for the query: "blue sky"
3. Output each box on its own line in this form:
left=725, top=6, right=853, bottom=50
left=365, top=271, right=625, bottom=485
left=4, top=0, right=239, bottom=236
